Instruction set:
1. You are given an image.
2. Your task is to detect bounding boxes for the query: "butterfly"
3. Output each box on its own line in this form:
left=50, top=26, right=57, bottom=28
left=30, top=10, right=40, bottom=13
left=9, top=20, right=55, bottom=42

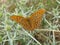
left=10, top=9, right=46, bottom=31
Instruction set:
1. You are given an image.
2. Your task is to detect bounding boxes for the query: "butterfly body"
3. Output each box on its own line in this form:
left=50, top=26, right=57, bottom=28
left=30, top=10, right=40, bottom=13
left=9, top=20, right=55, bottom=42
left=10, top=9, right=46, bottom=31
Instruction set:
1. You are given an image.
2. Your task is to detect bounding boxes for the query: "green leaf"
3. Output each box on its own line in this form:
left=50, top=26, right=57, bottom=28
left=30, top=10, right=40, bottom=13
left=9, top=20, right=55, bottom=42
left=0, top=12, right=3, bottom=18
left=0, top=36, right=2, bottom=42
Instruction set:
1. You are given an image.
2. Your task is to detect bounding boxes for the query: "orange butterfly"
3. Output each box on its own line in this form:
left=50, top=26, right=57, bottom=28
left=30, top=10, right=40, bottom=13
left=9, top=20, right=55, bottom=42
left=10, top=9, right=46, bottom=31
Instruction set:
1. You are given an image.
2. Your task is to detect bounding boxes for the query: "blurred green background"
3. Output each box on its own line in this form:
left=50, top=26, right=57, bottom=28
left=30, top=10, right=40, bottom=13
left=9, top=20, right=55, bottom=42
left=0, top=0, right=60, bottom=45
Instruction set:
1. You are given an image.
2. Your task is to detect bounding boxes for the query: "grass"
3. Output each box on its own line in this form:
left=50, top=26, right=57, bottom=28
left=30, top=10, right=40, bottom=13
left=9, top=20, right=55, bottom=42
left=0, top=0, right=60, bottom=45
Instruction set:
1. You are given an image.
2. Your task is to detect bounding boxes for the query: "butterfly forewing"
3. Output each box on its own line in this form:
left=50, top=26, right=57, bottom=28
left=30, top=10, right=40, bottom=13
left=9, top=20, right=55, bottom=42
left=10, top=15, right=33, bottom=30
left=29, top=9, right=46, bottom=30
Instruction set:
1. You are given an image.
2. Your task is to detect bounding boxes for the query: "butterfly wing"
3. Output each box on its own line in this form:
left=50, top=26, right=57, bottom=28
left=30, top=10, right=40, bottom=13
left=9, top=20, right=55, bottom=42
left=29, top=9, right=46, bottom=29
left=10, top=15, right=32, bottom=30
